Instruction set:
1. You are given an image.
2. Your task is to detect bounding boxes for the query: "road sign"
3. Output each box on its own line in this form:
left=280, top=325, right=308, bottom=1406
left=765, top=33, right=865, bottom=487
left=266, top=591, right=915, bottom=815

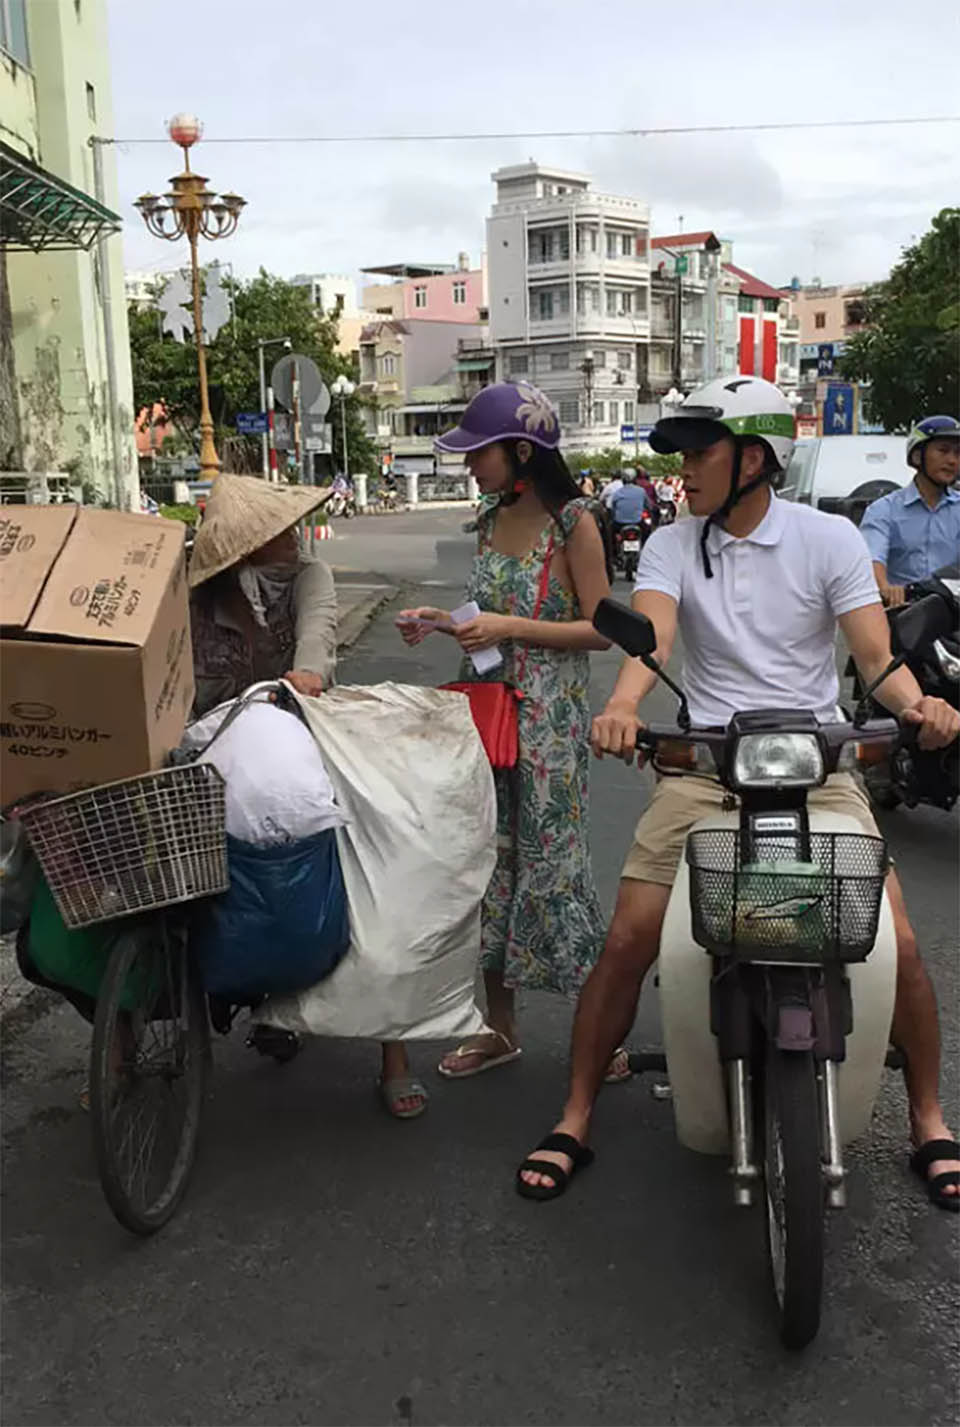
left=621, top=424, right=653, bottom=443
left=270, top=354, right=331, bottom=417
left=235, top=411, right=268, bottom=435
left=304, top=421, right=333, bottom=454
left=675, top=255, right=688, bottom=275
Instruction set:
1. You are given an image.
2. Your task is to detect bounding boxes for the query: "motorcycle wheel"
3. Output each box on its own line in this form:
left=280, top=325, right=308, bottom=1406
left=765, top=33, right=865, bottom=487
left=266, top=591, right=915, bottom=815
left=624, top=557, right=638, bottom=583
left=761, top=1045, right=824, bottom=1350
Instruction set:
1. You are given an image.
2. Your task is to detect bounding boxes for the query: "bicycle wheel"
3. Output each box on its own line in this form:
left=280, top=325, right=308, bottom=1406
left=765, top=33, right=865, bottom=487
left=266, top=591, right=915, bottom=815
left=90, top=921, right=209, bottom=1235
left=762, top=1046, right=824, bottom=1350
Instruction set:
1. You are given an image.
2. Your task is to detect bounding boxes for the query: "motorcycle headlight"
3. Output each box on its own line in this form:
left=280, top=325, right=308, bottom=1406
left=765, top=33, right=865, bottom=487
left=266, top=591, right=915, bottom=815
left=732, top=733, right=825, bottom=789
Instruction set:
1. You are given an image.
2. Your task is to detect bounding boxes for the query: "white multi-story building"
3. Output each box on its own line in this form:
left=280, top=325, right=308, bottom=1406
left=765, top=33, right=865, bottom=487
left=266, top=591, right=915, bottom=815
left=487, top=163, right=651, bottom=448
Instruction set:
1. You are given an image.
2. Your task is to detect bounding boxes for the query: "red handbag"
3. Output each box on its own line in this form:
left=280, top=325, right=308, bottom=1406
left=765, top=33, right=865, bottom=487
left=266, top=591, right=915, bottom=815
left=440, top=533, right=554, bottom=769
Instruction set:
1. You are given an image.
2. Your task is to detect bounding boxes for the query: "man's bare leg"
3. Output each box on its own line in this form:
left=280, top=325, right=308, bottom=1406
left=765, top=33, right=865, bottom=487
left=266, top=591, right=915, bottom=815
left=519, top=880, right=671, bottom=1191
left=886, top=871, right=959, bottom=1197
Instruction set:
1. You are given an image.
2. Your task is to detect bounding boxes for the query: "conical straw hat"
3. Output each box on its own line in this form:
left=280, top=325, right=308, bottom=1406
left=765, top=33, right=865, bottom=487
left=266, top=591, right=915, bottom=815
left=188, top=474, right=326, bottom=588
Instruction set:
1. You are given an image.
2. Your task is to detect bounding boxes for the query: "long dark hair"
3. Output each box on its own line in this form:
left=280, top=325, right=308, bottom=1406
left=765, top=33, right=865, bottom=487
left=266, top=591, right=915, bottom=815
left=501, top=440, right=583, bottom=515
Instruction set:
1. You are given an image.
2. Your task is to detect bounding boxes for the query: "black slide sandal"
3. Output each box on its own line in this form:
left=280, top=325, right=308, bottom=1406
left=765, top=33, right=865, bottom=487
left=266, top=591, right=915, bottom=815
left=910, top=1139, right=960, bottom=1213
left=516, top=1132, right=595, bottom=1202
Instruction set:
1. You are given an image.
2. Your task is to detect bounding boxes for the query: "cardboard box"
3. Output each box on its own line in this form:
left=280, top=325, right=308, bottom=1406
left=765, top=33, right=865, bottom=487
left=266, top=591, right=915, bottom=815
left=0, top=506, right=194, bottom=805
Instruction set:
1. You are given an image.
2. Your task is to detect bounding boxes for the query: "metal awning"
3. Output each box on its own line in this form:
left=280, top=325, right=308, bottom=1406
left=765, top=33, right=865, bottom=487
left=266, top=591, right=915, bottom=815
left=455, top=357, right=494, bottom=371
left=0, top=141, right=122, bottom=252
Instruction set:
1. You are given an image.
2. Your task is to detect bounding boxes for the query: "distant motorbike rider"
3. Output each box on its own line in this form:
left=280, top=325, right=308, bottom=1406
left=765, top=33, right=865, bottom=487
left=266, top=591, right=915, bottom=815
left=608, top=470, right=654, bottom=530
left=859, top=415, right=960, bottom=607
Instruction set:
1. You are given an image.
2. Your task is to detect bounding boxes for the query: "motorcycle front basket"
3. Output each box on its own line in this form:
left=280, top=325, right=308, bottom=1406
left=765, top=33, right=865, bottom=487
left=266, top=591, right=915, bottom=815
left=19, top=764, right=228, bottom=930
left=685, top=830, right=888, bottom=964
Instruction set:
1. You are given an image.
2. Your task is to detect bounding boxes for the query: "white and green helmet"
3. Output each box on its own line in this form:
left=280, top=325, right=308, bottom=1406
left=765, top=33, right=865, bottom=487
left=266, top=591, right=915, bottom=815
left=650, top=376, right=796, bottom=472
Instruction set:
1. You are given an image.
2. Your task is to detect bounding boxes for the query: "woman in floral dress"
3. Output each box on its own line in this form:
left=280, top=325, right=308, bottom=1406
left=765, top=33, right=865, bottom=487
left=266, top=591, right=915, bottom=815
left=398, top=382, right=618, bottom=1077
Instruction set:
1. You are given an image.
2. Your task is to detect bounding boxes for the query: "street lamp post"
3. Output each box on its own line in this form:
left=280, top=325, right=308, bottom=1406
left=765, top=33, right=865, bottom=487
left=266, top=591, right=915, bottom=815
left=579, top=349, right=595, bottom=432
left=134, top=114, right=245, bottom=481
left=331, top=375, right=356, bottom=479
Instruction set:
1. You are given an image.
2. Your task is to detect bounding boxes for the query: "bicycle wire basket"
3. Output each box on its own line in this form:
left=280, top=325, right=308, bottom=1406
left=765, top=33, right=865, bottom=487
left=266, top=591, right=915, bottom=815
left=18, top=764, right=229, bottom=931
left=686, top=830, right=888, bottom=964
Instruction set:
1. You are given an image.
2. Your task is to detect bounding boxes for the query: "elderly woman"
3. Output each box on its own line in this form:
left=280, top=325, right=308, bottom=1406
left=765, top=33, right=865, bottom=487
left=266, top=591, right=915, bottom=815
left=189, top=474, right=427, bottom=1119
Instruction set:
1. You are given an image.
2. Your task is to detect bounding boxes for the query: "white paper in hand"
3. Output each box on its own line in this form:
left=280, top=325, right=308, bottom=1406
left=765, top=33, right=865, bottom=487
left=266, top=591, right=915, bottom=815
left=450, top=601, right=503, bottom=675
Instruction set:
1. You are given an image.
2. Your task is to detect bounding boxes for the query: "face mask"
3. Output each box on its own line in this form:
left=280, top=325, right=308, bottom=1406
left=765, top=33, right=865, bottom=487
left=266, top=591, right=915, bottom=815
left=236, top=563, right=297, bottom=628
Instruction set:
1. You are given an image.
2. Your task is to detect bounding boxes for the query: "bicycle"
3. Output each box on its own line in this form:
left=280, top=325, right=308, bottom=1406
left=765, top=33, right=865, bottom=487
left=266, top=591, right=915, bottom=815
left=17, top=763, right=228, bottom=1236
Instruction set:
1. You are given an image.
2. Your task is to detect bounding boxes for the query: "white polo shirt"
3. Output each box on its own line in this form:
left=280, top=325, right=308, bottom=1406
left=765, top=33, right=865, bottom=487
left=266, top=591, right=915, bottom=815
left=633, top=496, right=880, bottom=727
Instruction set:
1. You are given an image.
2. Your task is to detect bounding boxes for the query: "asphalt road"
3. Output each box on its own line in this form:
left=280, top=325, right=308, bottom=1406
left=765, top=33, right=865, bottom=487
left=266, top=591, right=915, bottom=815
left=3, top=509, right=958, bottom=1427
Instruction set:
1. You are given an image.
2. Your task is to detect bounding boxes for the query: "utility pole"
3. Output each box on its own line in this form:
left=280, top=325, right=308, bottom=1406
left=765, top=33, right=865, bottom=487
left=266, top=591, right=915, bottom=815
left=89, top=136, right=126, bottom=508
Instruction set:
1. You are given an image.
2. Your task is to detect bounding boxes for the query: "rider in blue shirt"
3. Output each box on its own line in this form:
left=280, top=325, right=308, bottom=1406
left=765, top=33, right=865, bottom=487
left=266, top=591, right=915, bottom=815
left=859, top=415, right=960, bottom=605
left=609, top=473, right=652, bottom=527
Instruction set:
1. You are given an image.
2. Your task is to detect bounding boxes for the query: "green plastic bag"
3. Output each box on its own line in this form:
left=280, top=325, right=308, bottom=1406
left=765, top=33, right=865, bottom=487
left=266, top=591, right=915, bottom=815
left=26, top=881, right=160, bottom=1011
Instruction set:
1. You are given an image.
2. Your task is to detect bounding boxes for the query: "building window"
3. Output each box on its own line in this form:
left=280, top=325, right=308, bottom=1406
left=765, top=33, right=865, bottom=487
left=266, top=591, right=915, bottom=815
left=814, top=311, right=826, bottom=329
left=592, top=349, right=606, bottom=368
left=381, top=354, right=396, bottom=377
left=737, top=294, right=756, bottom=314
left=606, top=288, right=633, bottom=318
left=623, top=401, right=635, bottom=423
left=550, top=351, right=570, bottom=371
left=636, top=233, right=648, bottom=260
left=86, top=82, right=96, bottom=120
left=452, top=281, right=466, bottom=305
left=593, top=402, right=605, bottom=425
left=558, top=399, right=579, bottom=424
left=621, top=233, right=633, bottom=258
left=533, top=290, right=554, bottom=321
left=576, top=225, right=599, bottom=256
left=844, top=299, right=867, bottom=327
left=1, top=0, right=30, bottom=65
left=414, top=286, right=427, bottom=309
left=609, top=401, right=619, bottom=425
left=763, top=297, right=780, bottom=313
left=618, top=350, right=632, bottom=369
left=606, top=230, right=619, bottom=259
left=576, top=282, right=600, bottom=316
left=508, top=353, right=529, bottom=376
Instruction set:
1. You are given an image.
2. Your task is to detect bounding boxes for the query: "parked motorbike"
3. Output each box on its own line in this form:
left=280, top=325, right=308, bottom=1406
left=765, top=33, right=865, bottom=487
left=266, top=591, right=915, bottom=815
left=592, top=596, right=917, bottom=1349
left=850, top=565, right=959, bottom=812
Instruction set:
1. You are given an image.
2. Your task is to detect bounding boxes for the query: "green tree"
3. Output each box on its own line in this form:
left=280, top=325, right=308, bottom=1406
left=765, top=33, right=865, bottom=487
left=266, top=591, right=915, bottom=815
left=128, top=268, right=376, bottom=475
left=840, top=208, right=959, bottom=432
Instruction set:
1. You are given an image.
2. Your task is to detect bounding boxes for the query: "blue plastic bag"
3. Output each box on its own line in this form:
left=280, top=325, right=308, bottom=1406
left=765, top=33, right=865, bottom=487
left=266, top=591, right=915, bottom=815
left=194, top=830, right=350, bottom=1002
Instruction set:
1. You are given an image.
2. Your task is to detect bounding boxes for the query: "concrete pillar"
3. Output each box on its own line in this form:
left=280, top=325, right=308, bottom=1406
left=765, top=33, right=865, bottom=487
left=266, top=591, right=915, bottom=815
left=467, top=474, right=479, bottom=502
left=355, top=471, right=369, bottom=510
left=405, top=471, right=419, bottom=508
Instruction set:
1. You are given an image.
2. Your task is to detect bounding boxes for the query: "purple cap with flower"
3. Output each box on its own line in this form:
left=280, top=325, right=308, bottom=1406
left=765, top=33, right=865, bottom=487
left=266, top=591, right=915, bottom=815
left=435, top=381, right=561, bottom=452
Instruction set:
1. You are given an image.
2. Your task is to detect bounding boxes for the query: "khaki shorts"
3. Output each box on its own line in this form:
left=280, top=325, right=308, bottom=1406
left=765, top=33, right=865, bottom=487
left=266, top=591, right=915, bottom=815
left=622, top=772, right=880, bottom=886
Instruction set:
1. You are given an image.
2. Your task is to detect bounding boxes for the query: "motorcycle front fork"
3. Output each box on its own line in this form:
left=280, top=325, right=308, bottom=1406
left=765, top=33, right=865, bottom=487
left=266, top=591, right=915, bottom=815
left=726, top=1056, right=846, bottom=1209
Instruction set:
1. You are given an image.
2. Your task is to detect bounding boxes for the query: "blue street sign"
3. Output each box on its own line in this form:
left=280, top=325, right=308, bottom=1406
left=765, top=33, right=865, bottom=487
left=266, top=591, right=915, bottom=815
left=620, top=424, right=635, bottom=440
left=622, top=424, right=653, bottom=442
left=236, top=411, right=268, bottom=435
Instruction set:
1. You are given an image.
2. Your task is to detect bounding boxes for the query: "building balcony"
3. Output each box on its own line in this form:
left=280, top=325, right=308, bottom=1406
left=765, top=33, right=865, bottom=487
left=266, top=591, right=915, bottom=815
left=682, top=327, right=707, bottom=341
left=650, top=317, right=674, bottom=339
left=529, top=316, right=574, bottom=338
left=782, top=315, right=800, bottom=334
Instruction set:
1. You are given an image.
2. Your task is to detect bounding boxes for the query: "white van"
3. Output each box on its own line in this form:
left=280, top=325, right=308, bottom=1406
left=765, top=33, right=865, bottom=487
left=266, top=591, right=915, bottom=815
left=780, top=435, right=908, bottom=521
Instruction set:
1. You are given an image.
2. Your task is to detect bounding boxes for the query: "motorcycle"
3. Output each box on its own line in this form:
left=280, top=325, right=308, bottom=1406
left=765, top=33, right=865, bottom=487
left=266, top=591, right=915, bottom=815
left=325, top=488, right=357, bottom=519
left=850, top=565, right=959, bottom=812
left=592, top=595, right=918, bottom=1349
left=614, top=524, right=643, bottom=582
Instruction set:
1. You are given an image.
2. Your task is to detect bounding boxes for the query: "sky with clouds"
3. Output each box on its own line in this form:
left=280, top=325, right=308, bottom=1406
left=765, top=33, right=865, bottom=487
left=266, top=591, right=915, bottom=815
left=108, top=0, right=959, bottom=296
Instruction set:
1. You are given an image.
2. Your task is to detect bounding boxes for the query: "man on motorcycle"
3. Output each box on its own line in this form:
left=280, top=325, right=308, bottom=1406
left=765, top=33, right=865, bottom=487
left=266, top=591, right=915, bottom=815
left=859, top=415, right=960, bottom=607
left=608, top=469, right=654, bottom=530
left=517, top=376, right=960, bottom=1211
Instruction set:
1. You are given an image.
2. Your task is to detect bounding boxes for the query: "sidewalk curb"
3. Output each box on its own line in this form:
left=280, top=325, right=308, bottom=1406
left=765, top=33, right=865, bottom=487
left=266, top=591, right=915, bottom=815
left=336, top=586, right=397, bottom=651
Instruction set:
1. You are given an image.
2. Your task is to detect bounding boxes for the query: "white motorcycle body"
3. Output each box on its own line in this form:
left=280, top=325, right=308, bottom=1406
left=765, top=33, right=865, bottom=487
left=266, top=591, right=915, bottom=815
left=659, top=808, right=897, bottom=1155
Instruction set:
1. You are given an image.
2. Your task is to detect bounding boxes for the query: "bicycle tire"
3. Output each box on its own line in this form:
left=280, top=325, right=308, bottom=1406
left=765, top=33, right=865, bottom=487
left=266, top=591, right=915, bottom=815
left=762, top=1046, right=824, bottom=1350
left=90, top=923, right=209, bottom=1235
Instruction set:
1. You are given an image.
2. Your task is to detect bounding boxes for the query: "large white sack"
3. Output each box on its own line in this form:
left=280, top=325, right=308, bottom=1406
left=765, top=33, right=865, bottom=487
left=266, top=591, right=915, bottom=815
left=258, top=682, right=495, bottom=1041
left=182, top=689, right=345, bottom=845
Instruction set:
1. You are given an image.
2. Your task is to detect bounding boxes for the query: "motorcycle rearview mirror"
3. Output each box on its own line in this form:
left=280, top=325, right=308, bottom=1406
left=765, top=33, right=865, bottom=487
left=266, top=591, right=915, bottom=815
left=593, top=598, right=691, bottom=730
left=890, top=592, right=956, bottom=655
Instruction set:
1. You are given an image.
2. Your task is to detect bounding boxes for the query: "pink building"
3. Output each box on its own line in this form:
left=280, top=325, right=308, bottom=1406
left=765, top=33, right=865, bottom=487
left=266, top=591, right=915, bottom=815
left=361, top=255, right=487, bottom=324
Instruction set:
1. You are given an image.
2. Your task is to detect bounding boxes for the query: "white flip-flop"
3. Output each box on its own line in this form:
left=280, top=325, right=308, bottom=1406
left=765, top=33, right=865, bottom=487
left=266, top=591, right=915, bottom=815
left=437, top=1030, right=523, bottom=1079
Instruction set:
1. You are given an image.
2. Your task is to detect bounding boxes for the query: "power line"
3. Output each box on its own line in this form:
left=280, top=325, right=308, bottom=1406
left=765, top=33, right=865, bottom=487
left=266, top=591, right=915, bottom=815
left=103, top=115, right=960, bottom=147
